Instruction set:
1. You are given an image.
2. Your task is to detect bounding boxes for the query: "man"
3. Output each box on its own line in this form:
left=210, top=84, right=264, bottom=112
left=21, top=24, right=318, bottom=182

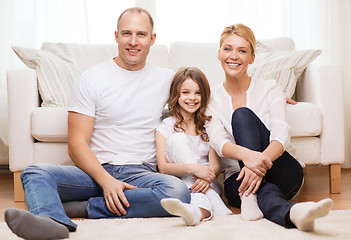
left=5, top=7, right=190, bottom=240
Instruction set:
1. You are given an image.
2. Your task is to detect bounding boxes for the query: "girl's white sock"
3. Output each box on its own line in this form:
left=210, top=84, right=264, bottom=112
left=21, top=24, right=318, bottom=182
left=161, top=198, right=202, bottom=226
left=206, top=189, right=232, bottom=215
left=289, top=198, right=333, bottom=232
left=240, top=193, right=263, bottom=221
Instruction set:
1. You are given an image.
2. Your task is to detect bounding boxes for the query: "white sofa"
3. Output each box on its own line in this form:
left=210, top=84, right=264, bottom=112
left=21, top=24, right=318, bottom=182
left=7, top=37, right=345, bottom=201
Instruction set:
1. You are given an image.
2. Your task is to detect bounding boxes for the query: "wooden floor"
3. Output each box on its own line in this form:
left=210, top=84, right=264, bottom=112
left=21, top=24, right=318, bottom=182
left=0, top=166, right=350, bottom=221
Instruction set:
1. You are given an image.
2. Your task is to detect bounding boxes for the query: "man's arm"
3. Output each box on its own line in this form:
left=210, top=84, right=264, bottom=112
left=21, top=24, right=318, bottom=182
left=67, top=111, right=137, bottom=216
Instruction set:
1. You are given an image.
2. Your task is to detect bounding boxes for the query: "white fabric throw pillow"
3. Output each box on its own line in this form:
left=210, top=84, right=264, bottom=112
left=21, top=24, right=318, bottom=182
left=248, top=49, right=322, bottom=98
left=12, top=45, right=81, bottom=107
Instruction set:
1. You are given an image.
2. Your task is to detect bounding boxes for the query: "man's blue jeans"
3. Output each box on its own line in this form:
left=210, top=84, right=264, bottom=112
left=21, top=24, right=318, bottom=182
left=224, top=107, right=303, bottom=228
left=21, top=163, right=191, bottom=231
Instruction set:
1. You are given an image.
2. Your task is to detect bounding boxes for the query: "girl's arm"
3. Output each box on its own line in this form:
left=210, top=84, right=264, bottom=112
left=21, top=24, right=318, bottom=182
left=191, top=147, right=221, bottom=194
left=155, top=131, right=215, bottom=182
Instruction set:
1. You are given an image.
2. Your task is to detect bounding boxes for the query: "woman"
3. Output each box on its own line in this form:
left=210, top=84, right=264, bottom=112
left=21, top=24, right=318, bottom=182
left=205, top=23, right=333, bottom=231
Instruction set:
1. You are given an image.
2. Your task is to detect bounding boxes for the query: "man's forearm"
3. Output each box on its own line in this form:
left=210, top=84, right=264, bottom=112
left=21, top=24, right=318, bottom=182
left=68, top=143, right=112, bottom=188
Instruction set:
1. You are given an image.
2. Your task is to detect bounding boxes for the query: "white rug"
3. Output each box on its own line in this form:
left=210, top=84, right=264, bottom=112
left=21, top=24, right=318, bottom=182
left=1, top=210, right=350, bottom=240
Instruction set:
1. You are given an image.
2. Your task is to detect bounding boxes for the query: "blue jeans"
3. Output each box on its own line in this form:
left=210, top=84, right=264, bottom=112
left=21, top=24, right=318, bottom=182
left=21, top=163, right=190, bottom=231
left=223, top=107, right=303, bottom=228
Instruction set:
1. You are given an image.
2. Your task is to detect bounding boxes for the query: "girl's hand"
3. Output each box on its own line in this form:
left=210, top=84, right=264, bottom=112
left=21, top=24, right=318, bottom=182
left=192, top=164, right=216, bottom=183
left=191, top=178, right=211, bottom=193
left=236, top=167, right=262, bottom=196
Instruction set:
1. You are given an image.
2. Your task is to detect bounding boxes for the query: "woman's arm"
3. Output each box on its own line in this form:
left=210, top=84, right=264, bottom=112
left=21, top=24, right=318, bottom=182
left=208, top=147, right=221, bottom=176
left=222, top=142, right=272, bottom=176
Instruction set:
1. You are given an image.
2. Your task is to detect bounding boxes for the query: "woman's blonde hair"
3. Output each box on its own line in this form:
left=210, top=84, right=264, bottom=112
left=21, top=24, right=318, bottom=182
left=219, top=24, right=256, bottom=55
left=168, top=67, right=212, bottom=142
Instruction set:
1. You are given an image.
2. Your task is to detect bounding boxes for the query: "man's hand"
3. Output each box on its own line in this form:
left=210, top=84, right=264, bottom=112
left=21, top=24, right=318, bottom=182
left=191, top=178, right=211, bottom=194
left=101, top=178, right=138, bottom=216
left=237, top=167, right=263, bottom=196
left=286, top=98, right=298, bottom=105
left=241, top=149, right=272, bottom=177
left=192, top=165, right=216, bottom=183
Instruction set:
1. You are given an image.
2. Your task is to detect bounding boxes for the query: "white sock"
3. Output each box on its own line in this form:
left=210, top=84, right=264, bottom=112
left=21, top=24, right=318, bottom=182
left=289, top=198, right=333, bottom=232
left=161, top=198, right=202, bottom=226
left=240, top=193, right=263, bottom=221
left=206, top=190, right=232, bottom=215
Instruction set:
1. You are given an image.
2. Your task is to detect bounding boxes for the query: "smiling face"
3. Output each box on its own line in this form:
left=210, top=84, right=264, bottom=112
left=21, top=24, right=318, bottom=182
left=218, top=34, right=255, bottom=79
left=178, top=78, right=202, bottom=117
left=114, top=11, right=156, bottom=71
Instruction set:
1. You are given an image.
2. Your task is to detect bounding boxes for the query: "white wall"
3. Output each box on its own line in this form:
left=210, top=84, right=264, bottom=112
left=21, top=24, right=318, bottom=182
left=340, top=0, right=351, bottom=168
left=1, top=0, right=350, bottom=167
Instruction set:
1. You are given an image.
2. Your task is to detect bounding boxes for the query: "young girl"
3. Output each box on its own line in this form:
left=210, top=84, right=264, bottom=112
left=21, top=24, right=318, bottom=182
left=155, top=67, right=232, bottom=226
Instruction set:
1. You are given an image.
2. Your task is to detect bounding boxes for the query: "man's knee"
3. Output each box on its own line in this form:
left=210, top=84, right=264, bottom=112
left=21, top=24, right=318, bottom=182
left=161, top=175, right=191, bottom=203
left=21, top=164, right=57, bottom=183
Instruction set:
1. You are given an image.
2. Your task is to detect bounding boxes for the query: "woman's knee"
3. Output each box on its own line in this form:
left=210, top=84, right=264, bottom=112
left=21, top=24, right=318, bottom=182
left=231, top=107, right=254, bottom=126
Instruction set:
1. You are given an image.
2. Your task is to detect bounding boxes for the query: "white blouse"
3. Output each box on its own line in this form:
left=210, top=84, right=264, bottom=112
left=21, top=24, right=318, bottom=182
left=205, top=77, right=291, bottom=179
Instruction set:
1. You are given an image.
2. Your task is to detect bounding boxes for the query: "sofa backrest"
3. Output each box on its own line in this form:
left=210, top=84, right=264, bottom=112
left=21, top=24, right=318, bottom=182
left=59, top=37, right=295, bottom=88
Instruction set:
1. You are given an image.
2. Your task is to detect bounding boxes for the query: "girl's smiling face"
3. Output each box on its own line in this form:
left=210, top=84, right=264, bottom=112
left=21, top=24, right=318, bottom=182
left=178, top=78, right=201, bottom=117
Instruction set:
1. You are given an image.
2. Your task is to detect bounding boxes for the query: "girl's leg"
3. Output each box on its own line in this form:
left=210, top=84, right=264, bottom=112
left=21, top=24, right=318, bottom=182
left=205, top=189, right=232, bottom=215
left=166, top=132, right=196, bottom=188
left=161, top=193, right=212, bottom=226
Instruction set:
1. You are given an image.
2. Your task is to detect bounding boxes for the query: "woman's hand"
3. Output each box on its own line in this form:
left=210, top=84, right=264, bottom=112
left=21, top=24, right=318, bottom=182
left=191, top=178, right=211, bottom=194
left=101, top=177, right=138, bottom=216
left=241, top=149, right=272, bottom=177
left=191, top=164, right=216, bottom=183
left=236, top=166, right=263, bottom=196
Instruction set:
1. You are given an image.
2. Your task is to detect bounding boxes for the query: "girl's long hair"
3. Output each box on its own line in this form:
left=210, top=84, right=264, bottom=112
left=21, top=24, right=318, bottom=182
left=168, top=67, right=212, bottom=142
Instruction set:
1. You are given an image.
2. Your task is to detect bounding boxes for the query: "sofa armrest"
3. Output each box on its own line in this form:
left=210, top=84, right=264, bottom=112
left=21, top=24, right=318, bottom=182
left=7, top=69, right=40, bottom=172
left=296, top=64, right=345, bottom=165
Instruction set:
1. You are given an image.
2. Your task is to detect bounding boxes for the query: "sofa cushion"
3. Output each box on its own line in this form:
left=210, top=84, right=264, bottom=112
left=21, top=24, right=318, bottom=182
left=259, top=37, right=295, bottom=51
left=60, top=43, right=170, bottom=72
left=31, top=102, right=322, bottom=142
left=32, top=107, right=68, bottom=142
left=286, top=102, right=322, bottom=137
left=12, top=45, right=81, bottom=107
left=46, top=43, right=117, bottom=73
left=169, top=42, right=224, bottom=87
left=248, top=49, right=322, bottom=98
left=291, top=137, right=321, bottom=165
left=33, top=142, right=74, bottom=165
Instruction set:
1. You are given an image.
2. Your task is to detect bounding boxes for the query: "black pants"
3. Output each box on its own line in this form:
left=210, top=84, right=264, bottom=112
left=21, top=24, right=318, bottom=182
left=224, top=107, right=303, bottom=228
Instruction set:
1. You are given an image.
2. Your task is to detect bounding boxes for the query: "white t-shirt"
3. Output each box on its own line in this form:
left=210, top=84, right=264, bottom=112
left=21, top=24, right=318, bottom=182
left=205, top=77, right=291, bottom=179
left=156, top=116, right=210, bottom=166
left=69, top=59, right=174, bottom=165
